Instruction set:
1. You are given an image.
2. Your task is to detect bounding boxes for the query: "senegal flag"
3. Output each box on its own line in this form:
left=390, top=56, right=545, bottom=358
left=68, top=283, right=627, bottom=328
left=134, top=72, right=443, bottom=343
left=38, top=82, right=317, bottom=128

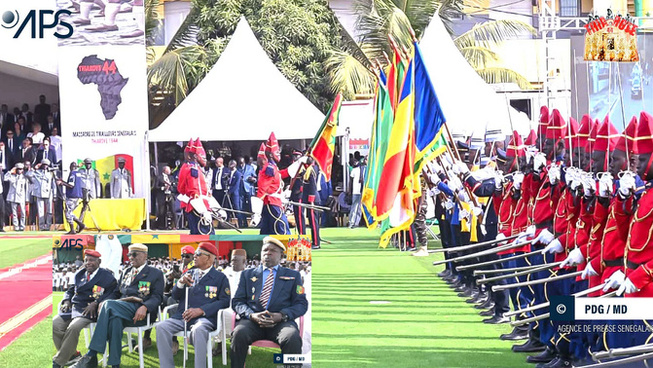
left=80, top=154, right=135, bottom=191
left=309, top=93, right=342, bottom=182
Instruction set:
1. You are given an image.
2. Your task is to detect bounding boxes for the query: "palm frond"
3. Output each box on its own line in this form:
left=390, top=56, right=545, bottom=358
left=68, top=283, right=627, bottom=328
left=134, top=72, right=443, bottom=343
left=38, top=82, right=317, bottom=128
left=458, top=46, right=498, bottom=69
left=325, top=50, right=376, bottom=99
left=474, top=67, right=533, bottom=90
left=164, top=7, right=201, bottom=53
left=147, top=46, right=208, bottom=106
left=454, top=20, right=535, bottom=50
left=144, top=0, right=161, bottom=47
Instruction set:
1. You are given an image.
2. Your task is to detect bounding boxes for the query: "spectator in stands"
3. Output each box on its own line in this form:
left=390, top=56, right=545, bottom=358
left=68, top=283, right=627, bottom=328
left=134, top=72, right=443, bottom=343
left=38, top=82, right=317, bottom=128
left=19, top=104, right=33, bottom=128
left=36, top=137, right=57, bottom=165
left=14, top=120, right=26, bottom=143
left=50, top=127, right=63, bottom=164
left=4, top=130, right=19, bottom=169
left=20, top=137, right=37, bottom=167
left=34, top=95, right=51, bottom=126
left=27, top=122, right=45, bottom=145
left=0, top=104, right=14, bottom=136
left=44, top=113, right=58, bottom=137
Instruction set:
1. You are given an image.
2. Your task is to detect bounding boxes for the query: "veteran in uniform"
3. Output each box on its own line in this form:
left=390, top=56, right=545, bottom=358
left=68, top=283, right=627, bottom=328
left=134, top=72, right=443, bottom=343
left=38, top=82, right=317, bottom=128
left=156, top=242, right=231, bottom=368
left=72, top=244, right=164, bottom=368
left=231, top=237, right=308, bottom=368
left=53, top=249, right=117, bottom=368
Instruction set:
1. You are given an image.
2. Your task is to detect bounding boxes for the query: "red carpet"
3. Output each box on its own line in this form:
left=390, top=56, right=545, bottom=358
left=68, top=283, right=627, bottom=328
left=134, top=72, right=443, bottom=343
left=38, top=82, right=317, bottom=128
left=0, top=254, right=52, bottom=351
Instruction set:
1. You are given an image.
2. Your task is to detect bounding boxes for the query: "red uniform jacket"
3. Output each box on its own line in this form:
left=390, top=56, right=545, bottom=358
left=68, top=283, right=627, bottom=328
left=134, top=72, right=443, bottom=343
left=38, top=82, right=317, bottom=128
left=257, top=162, right=284, bottom=208
left=623, top=189, right=653, bottom=297
left=177, top=162, right=209, bottom=213
left=530, top=176, right=564, bottom=244
left=584, top=196, right=611, bottom=296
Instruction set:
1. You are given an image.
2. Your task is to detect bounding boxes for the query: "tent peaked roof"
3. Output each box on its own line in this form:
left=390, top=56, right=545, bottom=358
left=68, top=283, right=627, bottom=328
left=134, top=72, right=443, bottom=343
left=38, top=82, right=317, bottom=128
left=149, top=16, right=325, bottom=142
left=420, top=15, right=523, bottom=139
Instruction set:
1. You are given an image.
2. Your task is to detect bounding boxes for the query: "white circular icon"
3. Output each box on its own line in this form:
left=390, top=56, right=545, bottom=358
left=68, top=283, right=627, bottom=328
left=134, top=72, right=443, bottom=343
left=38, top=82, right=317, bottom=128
left=556, top=304, right=566, bottom=314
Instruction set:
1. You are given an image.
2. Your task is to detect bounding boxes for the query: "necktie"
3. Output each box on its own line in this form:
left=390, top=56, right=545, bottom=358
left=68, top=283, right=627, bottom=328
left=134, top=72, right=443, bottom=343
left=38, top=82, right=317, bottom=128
left=9, top=140, right=12, bottom=152
left=259, top=268, right=275, bottom=308
left=87, top=273, right=91, bottom=282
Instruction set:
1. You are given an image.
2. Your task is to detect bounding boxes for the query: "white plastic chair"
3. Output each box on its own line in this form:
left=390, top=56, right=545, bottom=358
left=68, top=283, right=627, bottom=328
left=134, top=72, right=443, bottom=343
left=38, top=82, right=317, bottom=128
left=111, top=307, right=162, bottom=368
left=161, top=303, right=227, bottom=367
left=230, top=313, right=305, bottom=355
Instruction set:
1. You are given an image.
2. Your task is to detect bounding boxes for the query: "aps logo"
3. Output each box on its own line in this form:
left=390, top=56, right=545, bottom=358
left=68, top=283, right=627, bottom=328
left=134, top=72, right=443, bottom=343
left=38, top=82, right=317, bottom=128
left=54, top=237, right=84, bottom=251
left=1, top=9, right=73, bottom=39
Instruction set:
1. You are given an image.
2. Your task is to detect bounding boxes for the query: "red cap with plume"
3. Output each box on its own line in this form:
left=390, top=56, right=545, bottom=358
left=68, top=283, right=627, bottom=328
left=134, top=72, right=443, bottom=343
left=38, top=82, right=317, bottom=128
left=546, top=109, right=567, bottom=140
left=506, top=130, right=525, bottom=158
left=524, top=129, right=537, bottom=146
left=615, top=116, right=638, bottom=154
left=265, top=132, right=281, bottom=162
left=635, top=112, right=653, bottom=155
left=577, top=115, right=593, bottom=149
left=594, top=116, right=621, bottom=152
left=564, top=117, right=580, bottom=149
left=538, top=106, right=549, bottom=139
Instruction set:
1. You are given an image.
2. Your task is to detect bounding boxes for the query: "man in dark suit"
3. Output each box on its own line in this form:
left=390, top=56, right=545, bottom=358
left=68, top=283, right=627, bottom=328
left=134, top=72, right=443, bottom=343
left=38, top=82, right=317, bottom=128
left=231, top=237, right=308, bottom=368
left=53, top=249, right=117, bottom=368
left=156, top=242, right=231, bottom=368
left=36, top=137, right=57, bottom=164
left=0, top=104, right=14, bottom=137
left=19, top=103, right=33, bottom=131
left=34, top=94, right=51, bottom=126
left=20, top=137, right=37, bottom=167
left=154, top=165, right=175, bottom=230
left=43, top=114, right=60, bottom=137
left=225, top=159, right=242, bottom=223
left=211, top=157, right=227, bottom=206
left=72, top=244, right=164, bottom=368
left=4, top=130, right=20, bottom=169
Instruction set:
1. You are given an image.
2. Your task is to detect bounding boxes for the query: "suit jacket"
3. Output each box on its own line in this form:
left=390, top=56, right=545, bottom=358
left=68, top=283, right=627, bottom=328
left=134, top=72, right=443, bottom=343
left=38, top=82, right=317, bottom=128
left=3, top=137, right=20, bottom=168
left=227, top=169, right=241, bottom=197
left=36, top=148, right=57, bottom=165
left=20, top=146, right=37, bottom=166
left=113, top=264, right=164, bottom=314
left=155, top=172, right=172, bottom=196
left=171, top=267, right=230, bottom=326
left=211, top=166, right=227, bottom=192
left=110, top=168, right=132, bottom=198
left=0, top=113, right=14, bottom=136
left=63, top=268, right=117, bottom=320
left=238, top=164, right=257, bottom=196
left=232, top=265, right=308, bottom=323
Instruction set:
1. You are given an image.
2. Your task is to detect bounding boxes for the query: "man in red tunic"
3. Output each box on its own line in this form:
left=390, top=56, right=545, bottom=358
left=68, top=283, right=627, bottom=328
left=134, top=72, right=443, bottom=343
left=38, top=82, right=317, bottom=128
left=251, top=133, right=290, bottom=235
left=177, top=138, right=213, bottom=234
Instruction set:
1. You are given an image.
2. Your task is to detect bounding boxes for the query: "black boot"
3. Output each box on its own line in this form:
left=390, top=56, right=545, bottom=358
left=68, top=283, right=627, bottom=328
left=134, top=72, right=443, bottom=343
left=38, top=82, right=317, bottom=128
left=500, top=325, right=529, bottom=340
left=476, top=297, right=494, bottom=309
left=525, top=346, right=556, bottom=363
left=74, top=219, right=86, bottom=233
left=538, top=356, right=571, bottom=368
left=66, top=222, right=77, bottom=235
left=512, top=330, right=546, bottom=353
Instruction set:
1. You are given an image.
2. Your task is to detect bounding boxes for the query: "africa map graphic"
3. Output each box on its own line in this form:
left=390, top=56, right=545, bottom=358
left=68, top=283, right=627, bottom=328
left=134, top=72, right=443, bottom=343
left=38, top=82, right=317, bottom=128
left=77, top=55, right=129, bottom=120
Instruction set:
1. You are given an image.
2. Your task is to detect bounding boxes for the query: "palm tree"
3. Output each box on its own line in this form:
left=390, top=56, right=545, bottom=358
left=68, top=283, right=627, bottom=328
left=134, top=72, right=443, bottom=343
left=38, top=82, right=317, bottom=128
left=326, top=0, right=535, bottom=97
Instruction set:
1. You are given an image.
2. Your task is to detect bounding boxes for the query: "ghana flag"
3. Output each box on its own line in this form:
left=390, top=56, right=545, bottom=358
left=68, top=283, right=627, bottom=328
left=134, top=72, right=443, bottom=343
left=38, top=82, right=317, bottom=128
left=309, top=93, right=342, bottom=182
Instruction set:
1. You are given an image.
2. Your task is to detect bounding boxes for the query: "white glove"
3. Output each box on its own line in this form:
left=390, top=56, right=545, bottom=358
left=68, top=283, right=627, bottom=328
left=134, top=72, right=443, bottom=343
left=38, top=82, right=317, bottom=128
left=565, top=167, right=577, bottom=187
left=534, top=153, right=546, bottom=172
left=542, top=238, right=564, bottom=254
left=602, top=270, right=626, bottom=292
left=616, top=277, right=639, bottom=296
left=452, top=161, right=466, bottom=175
left=472, top=207, right=483, bottom=217
left=431, top=162, right=444, bottom=175
left=444, top=199, right=455, bottom=210
left=531, top=228, right=555, bottom=245
left=513, top=225, right=535, bottom=245
left=449, top=176, right=463, bottom=194
left=618, top=173, right=636, bottom=197
left=548, top=165, right=561, bottom=185
left=582, top=175, right=595, bottom=196
left=569, top=169, right=582, bottom=190
left=560, top=247, right=585, bottom=268
left=459, top=208, right=470, bottom=221
left=581, top=262, right=598, bottom=280
left=456, top=161, right=470, bottom=175
left=495, top=233, right=506, bottom=242
left=428, top=187, right=440, bottom=197
left=598, top=173, right=613, bottom=197
left=494, top=174, right=503, bottom=190
left=202, top=211, right=212, bottom=224
left=513, top=172, right=524, bottom=190
left=524, top=225, right=536, bottom=238
left=525, top=147, right=538, bottom=163
left=250, top=213, right=261, bottom=227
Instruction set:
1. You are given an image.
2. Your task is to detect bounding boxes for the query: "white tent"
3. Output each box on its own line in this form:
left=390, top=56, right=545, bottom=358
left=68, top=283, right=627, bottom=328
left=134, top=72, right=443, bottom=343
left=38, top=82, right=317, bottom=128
left=149, top=17, right=325, bottom=142
left=419, top=15, right=528, bottom=139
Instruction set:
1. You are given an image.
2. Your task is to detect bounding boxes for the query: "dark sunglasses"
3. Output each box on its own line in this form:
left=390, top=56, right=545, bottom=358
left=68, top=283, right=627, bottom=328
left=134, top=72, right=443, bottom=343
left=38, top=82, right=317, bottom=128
left=127, top=251, right=143, bottom=257
left=194, top=250, right=208, bottom=257
left=181, top=254, right=192, bottom=259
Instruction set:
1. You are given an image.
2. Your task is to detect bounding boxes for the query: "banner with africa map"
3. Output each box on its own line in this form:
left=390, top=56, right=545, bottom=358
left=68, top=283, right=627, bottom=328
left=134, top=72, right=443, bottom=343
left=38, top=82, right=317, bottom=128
left=56, top=0, right=149, bottom=199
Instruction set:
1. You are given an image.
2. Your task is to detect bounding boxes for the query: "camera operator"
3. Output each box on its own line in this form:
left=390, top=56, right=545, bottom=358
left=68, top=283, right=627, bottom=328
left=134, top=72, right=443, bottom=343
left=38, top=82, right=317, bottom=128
left=155, top=165, right=175, bottom=230
left=25, top=158, right=56, bottom=231
left=56, top=162, right=86, bottom=234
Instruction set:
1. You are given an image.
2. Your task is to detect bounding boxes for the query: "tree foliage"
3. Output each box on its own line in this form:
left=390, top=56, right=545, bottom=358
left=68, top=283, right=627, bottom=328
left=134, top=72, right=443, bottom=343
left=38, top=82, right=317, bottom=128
left=146, top=0, right=343, bottom=128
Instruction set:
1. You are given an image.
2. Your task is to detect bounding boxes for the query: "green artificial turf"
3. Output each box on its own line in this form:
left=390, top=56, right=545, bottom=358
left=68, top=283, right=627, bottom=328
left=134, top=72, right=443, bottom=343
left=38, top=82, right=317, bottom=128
left=311, top=227, right=527, bottom=368
left=0, top=238, right=52, bottom=269
left=0, top=315, right=55, bottom=368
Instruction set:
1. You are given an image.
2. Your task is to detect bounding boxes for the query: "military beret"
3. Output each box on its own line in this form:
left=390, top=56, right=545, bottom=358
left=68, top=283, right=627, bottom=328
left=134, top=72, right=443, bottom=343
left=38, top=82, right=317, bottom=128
left=128, top=243, right=148, bottom=253
left=117, top=157, right=126, bottom=163
left=198, top=242, right=218, bottom=256
left=41, top=158, right=51, bottom=165
left=181, top=245, right=195, bottom=254
left=15, top=163, right=24, bottom=169
left=232, top=249, right=247, bottom=257
left=83, top=158, right=92, bottom=164
left=263, top=236, right=285, bottom=251
left=84, top=249, right=101, bottom=258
